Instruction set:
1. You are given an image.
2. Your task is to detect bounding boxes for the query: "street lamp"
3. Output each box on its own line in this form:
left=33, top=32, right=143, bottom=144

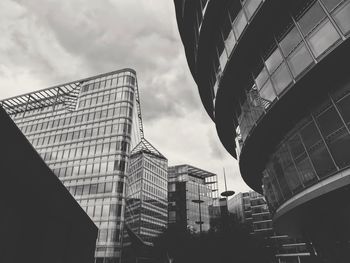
left=192, top=184, right=204, bottom=235
left=221, top=168, right=235, bottom=198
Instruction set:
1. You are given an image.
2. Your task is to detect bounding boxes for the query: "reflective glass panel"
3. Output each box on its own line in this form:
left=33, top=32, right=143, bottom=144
left=327, top=127, right=350, bottom=168
left=271, top=62, right=293, bottom=95
left=333, top=1, right=350, bottom=35
left=322, top=0, right=343, bottom=11
left=279, top=27, right=302, bottom=57
left=300, top=121, right=322, bottom=149
left=244, top=0, right=263, bottom=20
left=295, top=156, right=317, bottom=185
left=298, top=2, right=327, bottom=36
left=316, top=106, right=343, bottom=137
left=308, top=140, right=336, bottom=178
left=225, top=30, right=236, bottom=57
left=337, top=94, right=350, bottom=124
left=233, top=11, right=247, bottom=39
left=287, top=43, right=313, bottom=77
left=255, top=67, right=269, bottom=89
left=307, top=19, right=340, bottom=57
left=265, top=48, right=283, bottom=73
left=259, top=80, right=276, bottom=103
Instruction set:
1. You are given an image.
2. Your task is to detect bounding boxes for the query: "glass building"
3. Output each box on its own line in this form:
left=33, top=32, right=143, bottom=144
left=125, top=138, right=168, bottom=244
left=174, top=0, right=350, bottom=260
left=228, top=192, right=313, bottom=263
left=0, top=69, right=143, bottom=263
left=168, top=164, right=218, bottom=233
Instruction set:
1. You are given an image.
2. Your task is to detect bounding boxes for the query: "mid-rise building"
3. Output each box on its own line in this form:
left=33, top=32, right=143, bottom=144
left=0, top=69, right=143, bottom=263
left=174, top=1, right=350, bottom=260
left=168, top=164, right=218, bottom=233
left=228, top=191, right=313, bottom=263
left=125, top=138, right=168, bottom=244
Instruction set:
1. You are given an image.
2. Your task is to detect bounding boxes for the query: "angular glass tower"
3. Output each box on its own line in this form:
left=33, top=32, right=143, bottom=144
left=174, top=0, right=350, bottom=260
left=0, top=69, right=143, bottom=263
left=125, top=138, right=168, bottom=244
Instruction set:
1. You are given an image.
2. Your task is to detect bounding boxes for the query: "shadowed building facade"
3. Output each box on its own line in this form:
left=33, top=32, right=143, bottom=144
left=0, top=69, right=143, bottom=263
left=174, top=0, right=350, bottom=261
left=0, top=105, right=97, bottom=263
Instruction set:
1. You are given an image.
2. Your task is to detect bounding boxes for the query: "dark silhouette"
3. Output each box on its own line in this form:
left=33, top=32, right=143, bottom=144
left=153, top=214, right=274, bottom=263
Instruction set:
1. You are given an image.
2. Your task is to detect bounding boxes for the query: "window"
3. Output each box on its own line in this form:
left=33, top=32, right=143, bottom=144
left=279, top=27, right=302, bottom=57
left=255, top=67, right=269, bottom=89
left=233, top=11, right=247, bottom=39
left=333, top=1, right=350, bottom=35
left=298, top=2, right=327, bottom=36
left=322, top=0, right=343, bottom=12
left=271, top=63, right=292, bottom=95
left=287, top=43, right=313, bottom=77
left=265, top=48, right=283, bottom=73
left=243, top=0, right=263, bottom=20
left=307, top=19, right=340, bottom=58
left=259, top=80, right=276, bottom=103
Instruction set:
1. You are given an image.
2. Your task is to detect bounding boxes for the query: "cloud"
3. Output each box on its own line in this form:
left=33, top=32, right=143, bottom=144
left=0, top=0, right=250, bottom=194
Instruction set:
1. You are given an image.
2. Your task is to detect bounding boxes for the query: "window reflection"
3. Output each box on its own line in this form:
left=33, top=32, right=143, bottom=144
left=259, top=80, right=276, bottom=104
left=265, top=48, right=283, bottom=73
left=298, top=2, right=326, bottom=36
left=307, top=20, right=340, bottom=57
left=287, top=43, right=313, bottom=77
left=233, top=11, right=247, bottom=39
left=333, top=1, right=350, bottom=35
left=271, top=63, right=293, bottom=95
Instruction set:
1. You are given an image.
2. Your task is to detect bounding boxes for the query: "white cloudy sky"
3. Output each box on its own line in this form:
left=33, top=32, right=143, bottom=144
left=0, top=0, right=252, bottom=194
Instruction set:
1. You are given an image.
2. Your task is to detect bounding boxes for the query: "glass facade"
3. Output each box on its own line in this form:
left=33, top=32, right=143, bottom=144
left=234, top=0, right=350, bottom=143
left=3, top=69, right=142, bottom=263
left=263, top=85, right=350, bottom=213
left=125, top=139, right=168, bottom=244
left=168, top=165, right=217, bottom=233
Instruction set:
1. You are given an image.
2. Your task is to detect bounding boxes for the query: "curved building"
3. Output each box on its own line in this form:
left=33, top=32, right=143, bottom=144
left=174, top=0, right=350, bottom=260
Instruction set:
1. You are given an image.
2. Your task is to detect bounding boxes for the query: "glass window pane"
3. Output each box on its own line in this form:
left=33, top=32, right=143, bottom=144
left=295, top=156, right=318, bottom=185
left=279, top=27, right=302, bottom=57
left=259, top=80, right=276, bottom=103
left=327, top=127, right=350, bottom=168
left=300, top=121, right=322, bottom=149
left=255, top=67, right=269, bottom=89
left=224, top=29, right=236, bottom=57
left=308, top=140, right=337, bottom=178
left=337, top=94, right=350, bottom=124
left=322, top=0, right=343, bottom=11
left=298, top=2, right=327, bottom=36
left=271, top=62, right=293, bottom=95
left=316, top=106, right=343, bottom=137
left=289, top=135, right=305, bottom=159
left=244, top=0, right=263, bottom=20
left=233, top=11, right=247, bottom=39
left=265, top=48, right=283, bottom=73
left=333, top=1, right=350, bottom=35
left=307, top=19, right=340, bottom=58
left=287, top=43, right=313, bottom=77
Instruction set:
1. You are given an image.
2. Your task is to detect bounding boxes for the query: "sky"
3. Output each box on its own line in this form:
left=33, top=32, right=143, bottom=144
left=0, top=0, right=252, bottom=194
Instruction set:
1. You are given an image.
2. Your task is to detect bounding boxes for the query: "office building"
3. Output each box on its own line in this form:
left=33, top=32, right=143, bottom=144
left=0, top=105, right=97, bottom=263
left=228, top=192, right=312, bottom=263
left=0, top=68, right=143, bottom=263
left=125, top=138, right=168, bottom=244
left=168, top=164, right=218, bottom=233
left=175, top=0, right=350, bottom=260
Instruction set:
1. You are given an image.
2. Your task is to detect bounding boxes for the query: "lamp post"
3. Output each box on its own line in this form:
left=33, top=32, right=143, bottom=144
left=192, top=184, right=204, bottom=235
left=220, top=168, right=234, bottom=229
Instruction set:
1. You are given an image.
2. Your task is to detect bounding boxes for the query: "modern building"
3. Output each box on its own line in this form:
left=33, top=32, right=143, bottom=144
left=0, top=69, right=143, bottom=263
left=228, top=191, right=313, bottom=263
left=0, top=105, right=97, bottom=263
left=125, top=138, right=168, bottom=244
left=168, top=164, right=218, bottom=233
left=175, top=0, right=350, bottom=260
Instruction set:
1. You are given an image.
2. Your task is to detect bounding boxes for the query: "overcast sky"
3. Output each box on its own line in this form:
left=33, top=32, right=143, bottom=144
left=0, top=0, right=252, bottom=194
